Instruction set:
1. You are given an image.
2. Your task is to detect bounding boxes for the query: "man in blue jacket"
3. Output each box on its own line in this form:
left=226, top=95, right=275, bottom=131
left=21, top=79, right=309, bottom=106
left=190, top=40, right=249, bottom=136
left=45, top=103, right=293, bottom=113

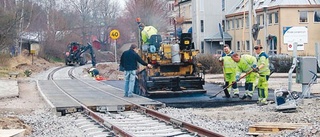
left=120, top=44, right=152, bottom=97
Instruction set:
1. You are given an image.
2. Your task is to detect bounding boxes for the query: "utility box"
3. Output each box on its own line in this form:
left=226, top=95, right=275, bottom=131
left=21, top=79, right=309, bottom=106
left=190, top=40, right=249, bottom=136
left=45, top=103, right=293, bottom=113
left=296, top=56, right=317, bottom=84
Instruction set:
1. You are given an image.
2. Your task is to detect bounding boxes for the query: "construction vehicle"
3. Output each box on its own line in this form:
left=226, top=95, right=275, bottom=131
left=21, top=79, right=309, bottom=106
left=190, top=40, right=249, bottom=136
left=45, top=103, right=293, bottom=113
left=65, top=42, right=96, bottom=67
left=135, top=23, right=205, bottom=97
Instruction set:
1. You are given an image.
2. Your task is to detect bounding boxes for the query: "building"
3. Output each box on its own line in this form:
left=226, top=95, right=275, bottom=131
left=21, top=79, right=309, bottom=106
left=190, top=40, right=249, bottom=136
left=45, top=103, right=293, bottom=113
left=166, top=0, right=192, bottom=41
left=190, top=0, right=238, bottom=55
left=226, top=0, right=320, bottom=56
left=175, top=0, right=192, bottom=34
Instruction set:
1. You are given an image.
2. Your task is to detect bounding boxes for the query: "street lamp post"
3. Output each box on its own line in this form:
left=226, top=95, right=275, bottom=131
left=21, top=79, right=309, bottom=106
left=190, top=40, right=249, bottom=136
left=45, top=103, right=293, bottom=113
left=263, top=6, right=268, bottom=54
left=249, top=0, right=253, bottom=55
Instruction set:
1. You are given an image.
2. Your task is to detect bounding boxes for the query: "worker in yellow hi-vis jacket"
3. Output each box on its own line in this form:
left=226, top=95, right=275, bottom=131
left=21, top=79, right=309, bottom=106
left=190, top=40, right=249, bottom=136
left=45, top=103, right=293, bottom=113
left=219, top=44, right=239, bottom=98
left=231, top=53, right=258, bottom=100
left=139, top=23, right=158, bottom=45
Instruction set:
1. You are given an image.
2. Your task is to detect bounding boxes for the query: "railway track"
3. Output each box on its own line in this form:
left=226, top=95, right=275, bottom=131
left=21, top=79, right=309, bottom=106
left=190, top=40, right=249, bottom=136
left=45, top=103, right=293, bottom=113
left=46, top=66, right=224, bottom=137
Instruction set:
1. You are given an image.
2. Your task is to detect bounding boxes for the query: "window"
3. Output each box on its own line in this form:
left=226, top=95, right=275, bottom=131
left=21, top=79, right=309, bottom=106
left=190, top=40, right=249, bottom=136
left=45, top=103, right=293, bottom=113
left=201, top=41, right=204, bottom=53
left=257, top=39, right=261, bottom=45
left=222, top=0, right=225, bottom=11
left=200, top=20, right=204, bottom=32
left=245, top=16, right=249, bottom=27
left=314, top=11, right=320, bottom=22
left=227, top=20, right=230, bottom=30
left=300, top=11, right=308, bottom=22
left=257, top=15, right=261, bottom=25
left=240, top=18, right=243, bottom=28
left=237, top=41, right=240, bottom=51
left=232, top=19, right=234, bottom=29
left=268, top=13, right=272, bottom=24
left=216, top=50, right=222, bottom=55
left=236, top=19, right=239, bottom=28
left=200, top=0, right=204, bottom=11
left=274, top=12, right=278, bottom=23
left=261, top=15, right=264, bottom=25
left=246, top=40, right=250, bottom=51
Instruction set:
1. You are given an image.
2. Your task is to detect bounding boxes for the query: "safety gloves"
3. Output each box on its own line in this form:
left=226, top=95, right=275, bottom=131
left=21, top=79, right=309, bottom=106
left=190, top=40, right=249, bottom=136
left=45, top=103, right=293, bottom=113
left=252, top=64, right=259, bottom=72
left=236, top=75, right=240, bottom=82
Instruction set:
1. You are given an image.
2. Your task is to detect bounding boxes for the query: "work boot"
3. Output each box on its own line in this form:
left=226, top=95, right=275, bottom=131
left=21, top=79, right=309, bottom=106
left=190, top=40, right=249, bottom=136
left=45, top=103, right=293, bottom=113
left=240, top=95, right=247, bottom=100
left=257, top=98, right=262, bottom=104
left=223, top=89, right=230, bottom=98
left=244, top=95, right=252, bottom=100
left=232, top=94, right=239, bottom=98
left=258, top=99, right=268, bottom=106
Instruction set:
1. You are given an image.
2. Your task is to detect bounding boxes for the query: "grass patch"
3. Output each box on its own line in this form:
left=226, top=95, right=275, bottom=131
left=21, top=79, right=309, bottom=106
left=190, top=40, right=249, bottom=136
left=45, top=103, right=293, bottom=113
left=0, top=54, right=11, bottom=67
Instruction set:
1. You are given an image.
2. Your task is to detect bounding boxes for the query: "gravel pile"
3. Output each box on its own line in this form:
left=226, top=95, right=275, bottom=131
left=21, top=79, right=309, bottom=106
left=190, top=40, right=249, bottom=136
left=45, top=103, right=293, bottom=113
left=17, top=109, right=86, bottom=137
left=158, top=98, right=320, bottom=137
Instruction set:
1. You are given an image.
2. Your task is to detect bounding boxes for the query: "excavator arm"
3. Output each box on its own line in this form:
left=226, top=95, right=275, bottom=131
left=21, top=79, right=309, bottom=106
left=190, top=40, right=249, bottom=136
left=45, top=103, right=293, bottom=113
left=80, top=43, right=96, bottom=67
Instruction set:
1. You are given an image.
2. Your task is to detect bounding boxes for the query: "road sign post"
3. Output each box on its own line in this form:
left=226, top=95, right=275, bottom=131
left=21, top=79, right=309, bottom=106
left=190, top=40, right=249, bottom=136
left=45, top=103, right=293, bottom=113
left=110, top=29, right=120, bottom=63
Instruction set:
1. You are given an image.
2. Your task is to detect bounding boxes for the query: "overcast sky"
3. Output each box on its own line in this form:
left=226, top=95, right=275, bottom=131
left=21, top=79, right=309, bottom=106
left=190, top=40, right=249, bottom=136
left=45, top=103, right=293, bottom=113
left=115, top=0, right=127, bottom=8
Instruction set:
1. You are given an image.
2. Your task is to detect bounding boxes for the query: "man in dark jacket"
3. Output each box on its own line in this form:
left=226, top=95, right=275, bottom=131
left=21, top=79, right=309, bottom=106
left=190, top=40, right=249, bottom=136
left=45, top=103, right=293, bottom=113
left=120, top=44, right=152, bottom=97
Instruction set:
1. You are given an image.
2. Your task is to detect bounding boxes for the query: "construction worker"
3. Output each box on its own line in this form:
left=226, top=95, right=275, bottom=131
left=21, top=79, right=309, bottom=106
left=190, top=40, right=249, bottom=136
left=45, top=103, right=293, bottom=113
left=254, top=45, right=271, bottom=106
left=139, top=23, right=158, bottom=44
left=89, top=67, right=99, bottom=77
left=219, top=44, right=239, bottom=98
left=120, top=44, right=152, bottom=97
left=231, top=53, right=258, bottom=100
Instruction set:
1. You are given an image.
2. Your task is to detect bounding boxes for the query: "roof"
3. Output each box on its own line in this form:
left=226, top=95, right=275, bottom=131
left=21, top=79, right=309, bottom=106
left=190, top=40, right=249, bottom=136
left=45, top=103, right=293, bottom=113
left=227, top=0, right=320, bottom=15
left=20, top=32, right=42, bottom=43
left=204, top=32, right=232, bottom=42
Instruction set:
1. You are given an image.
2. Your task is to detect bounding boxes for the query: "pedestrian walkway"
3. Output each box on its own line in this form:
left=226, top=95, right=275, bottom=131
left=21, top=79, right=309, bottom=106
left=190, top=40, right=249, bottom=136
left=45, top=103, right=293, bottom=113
left=0, top=80, right=19, bottom=98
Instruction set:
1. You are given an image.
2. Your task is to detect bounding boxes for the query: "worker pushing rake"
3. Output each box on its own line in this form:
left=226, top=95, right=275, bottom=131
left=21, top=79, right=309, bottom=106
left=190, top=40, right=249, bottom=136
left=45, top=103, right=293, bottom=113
left=211, top=53, right=260, bottom=99
left=210, top=69, right=254, bottom=98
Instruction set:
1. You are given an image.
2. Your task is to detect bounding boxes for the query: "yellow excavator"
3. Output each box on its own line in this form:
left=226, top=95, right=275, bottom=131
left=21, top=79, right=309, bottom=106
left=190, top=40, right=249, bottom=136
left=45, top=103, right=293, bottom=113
left=136, top=20, right=206, bottom=97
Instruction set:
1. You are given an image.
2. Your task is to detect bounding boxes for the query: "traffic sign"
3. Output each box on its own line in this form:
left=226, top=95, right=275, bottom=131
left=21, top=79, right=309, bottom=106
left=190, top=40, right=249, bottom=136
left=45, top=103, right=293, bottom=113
left=110, top=29, right=120, bottom=40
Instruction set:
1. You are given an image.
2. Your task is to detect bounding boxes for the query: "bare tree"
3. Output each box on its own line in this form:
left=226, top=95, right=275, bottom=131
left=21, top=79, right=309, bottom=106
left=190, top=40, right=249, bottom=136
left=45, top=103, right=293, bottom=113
left=0, top=7, right=18, bottom=51
left=118, top=0, right=170, bottom=47
left=124, top=0, right=170, bottom=32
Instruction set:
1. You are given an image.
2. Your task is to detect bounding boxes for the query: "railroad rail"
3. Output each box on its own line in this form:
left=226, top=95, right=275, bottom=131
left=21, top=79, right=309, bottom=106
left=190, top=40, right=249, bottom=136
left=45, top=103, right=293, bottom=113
left=45, top=66, right=224, bottom=137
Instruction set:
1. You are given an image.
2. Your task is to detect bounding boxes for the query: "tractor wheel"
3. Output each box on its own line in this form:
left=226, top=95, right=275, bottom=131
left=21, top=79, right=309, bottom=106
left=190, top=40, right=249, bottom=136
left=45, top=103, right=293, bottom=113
left=65, top=59, right=70, bottom=66
left=79, top=57, right=86, bottom=66
left=138, top=69, right=149, bottom=96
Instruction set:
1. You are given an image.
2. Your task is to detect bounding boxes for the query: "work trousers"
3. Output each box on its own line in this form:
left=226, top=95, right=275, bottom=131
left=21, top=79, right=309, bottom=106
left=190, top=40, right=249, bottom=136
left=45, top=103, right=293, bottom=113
left=224, top=73, right=239, bottom=95
left=244, top=72, right=257, bottom=97
left=257, top=75, right=269, bottom=102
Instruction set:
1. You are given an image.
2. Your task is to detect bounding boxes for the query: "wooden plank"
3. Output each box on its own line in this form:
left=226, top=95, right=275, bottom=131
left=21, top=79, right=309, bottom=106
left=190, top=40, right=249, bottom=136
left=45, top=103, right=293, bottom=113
left=248, top=122, right=311, bottom=135
left=0, top=129, right=26, bottom=137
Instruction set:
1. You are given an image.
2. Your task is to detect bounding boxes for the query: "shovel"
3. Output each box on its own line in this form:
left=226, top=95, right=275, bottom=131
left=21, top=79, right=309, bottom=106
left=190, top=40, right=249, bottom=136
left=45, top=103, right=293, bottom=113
left=209, top=70, right=253, bottom=98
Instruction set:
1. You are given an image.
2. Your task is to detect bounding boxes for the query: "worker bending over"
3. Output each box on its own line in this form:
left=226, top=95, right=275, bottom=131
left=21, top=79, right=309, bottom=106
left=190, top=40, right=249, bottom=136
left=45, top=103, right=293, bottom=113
left=219, top=44, right=239, bottom=98
left=89, top=67, right=100, bottom=77
left=231, top=53, right=258, bottom=100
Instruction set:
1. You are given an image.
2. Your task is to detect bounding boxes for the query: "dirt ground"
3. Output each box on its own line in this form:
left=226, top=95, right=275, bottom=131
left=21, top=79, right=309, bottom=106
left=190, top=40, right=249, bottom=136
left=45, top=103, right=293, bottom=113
left=0, top=53, right=122, bottom=136
left=0, top=80, right=47, bottom=136
left=0, top=52, right=59, bottom=136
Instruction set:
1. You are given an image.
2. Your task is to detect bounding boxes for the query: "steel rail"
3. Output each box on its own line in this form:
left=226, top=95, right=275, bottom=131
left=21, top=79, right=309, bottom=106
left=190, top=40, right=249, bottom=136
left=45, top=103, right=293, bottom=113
left=135, top=105, right=224, bottom=137
left=49, top=66, right=224, bottom=137
left=48, top=66, right=134, bottom=137
left=68, top=67, right=225, bottom=137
